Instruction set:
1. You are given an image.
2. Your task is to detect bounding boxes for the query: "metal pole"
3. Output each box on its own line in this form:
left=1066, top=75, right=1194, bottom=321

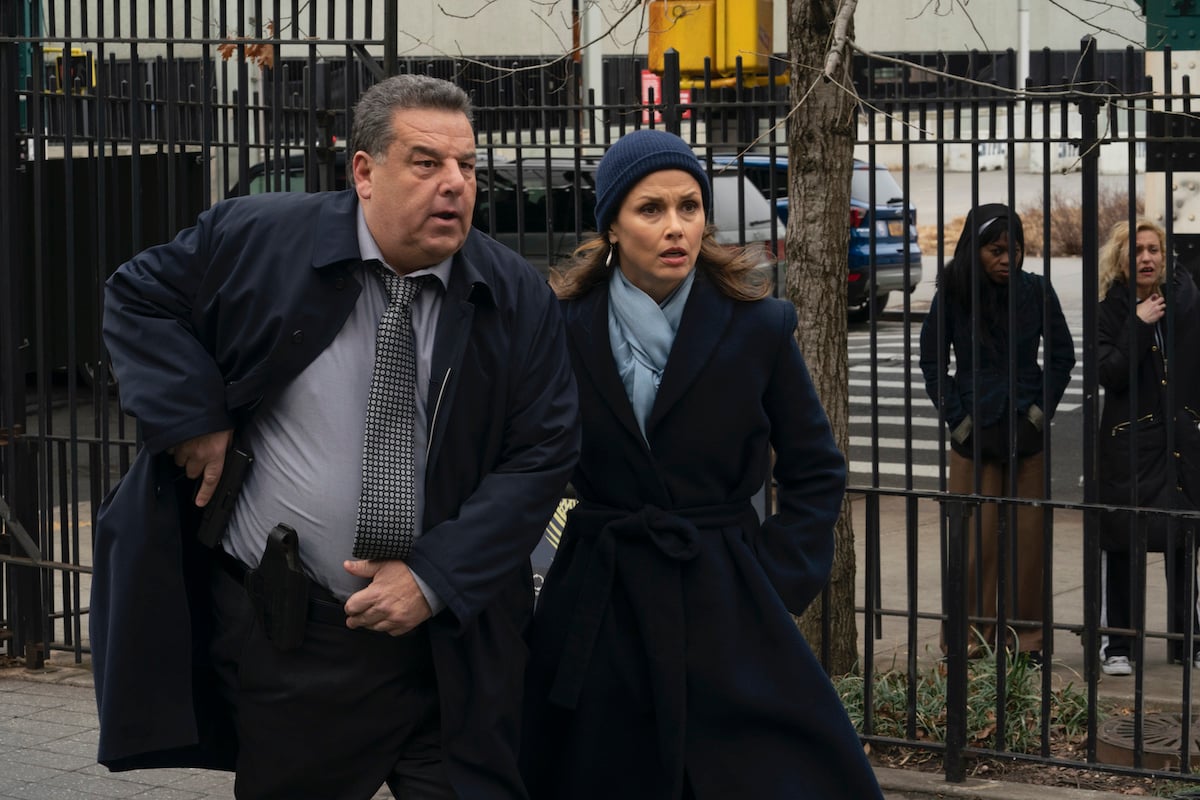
left=384, top=0, right=397, bottom=77
left=8, top=440, right=44, bottom=669
left=943, top=499, right=971, bottom=783
left=663, top=49, right=681, bottom=135
left=1078, top=33, right=1104, bottom=761
left=0, top=0, right=29, bottom=517
left=582, top=0, right=605, bottom=110
left=1017, top=0, right=1030, bottom=89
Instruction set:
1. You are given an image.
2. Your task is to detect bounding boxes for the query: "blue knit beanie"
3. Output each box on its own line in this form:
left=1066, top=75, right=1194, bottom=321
left=593, top=129, right=712, bottom=234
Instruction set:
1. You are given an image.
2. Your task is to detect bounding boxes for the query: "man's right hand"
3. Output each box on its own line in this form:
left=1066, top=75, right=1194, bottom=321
left=169, top=429, right=233, bottom=507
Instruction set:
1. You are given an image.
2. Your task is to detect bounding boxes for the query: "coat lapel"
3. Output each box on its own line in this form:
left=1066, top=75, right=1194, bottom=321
left=424, top=242, right=492, bottom=475
left=646, top=272, right=732, bottom=434
left=566, top=288, right=646, bottom=447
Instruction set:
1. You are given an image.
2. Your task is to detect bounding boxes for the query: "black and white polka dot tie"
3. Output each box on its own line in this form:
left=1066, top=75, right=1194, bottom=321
left=353, top=266, right=429, bottom=561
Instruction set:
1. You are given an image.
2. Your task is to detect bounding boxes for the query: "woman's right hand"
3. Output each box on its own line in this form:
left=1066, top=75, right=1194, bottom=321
left=1137, top=292, right=1166, bottom=324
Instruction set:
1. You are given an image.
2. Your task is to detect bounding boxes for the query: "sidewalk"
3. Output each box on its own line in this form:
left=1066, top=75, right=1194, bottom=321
left=0, top=662, right=1139, bottom=800
left=852, top=493, right=1197, bottom=711
left=1, top=494, right=1178, bottom=800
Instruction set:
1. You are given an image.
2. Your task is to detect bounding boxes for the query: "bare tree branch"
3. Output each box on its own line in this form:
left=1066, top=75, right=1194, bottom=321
left=822, top=0, right=859, bottom=81
left=1047, top=0, right=1152, bottom=48
left=410, top=1, right=645, bottom=80
left=439, top=0, right=501, bottom=21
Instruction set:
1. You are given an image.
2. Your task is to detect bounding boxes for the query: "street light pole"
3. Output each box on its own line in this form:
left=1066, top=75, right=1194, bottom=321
left=581, top=1, right=605, bottom=111
left=1017, top=0, right=1030, bottom=89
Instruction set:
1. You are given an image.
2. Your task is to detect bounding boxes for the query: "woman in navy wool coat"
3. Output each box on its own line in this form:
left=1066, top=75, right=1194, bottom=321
left=521, top=129, right=883, bottom=799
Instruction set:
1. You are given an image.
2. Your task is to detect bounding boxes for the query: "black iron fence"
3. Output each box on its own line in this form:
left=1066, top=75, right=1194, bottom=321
left=4, top=0, right=1200, bottom=787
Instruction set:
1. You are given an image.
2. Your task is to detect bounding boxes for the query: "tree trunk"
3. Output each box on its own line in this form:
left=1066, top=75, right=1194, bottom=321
left=787, top=0, right=859, bottom=675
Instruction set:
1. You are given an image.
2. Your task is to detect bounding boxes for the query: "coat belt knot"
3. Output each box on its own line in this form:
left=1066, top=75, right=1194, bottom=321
left=546, top=500, right=752, bottom=785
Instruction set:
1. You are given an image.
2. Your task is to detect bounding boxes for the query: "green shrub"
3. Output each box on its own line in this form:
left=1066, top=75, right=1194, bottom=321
left=834, top=649, right=1092, bottom=755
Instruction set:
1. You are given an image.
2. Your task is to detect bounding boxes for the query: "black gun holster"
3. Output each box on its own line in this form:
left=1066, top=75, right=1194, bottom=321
left=244, top=523, right=310, bottom=651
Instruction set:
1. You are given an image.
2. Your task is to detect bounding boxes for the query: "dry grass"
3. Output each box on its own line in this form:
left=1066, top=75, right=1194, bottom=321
left=916, top=188, right=1142, bottom=259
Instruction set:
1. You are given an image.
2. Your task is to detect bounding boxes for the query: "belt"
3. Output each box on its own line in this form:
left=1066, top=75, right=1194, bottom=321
left=214, top=549, right=347, bottom=627
left=546, top=501, right=754, bottom=797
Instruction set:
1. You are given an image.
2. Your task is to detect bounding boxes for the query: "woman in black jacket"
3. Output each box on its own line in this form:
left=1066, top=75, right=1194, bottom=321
left=919, top=203, right=1076, bottom=663
left=1097, top=217, right=1200, bottom=676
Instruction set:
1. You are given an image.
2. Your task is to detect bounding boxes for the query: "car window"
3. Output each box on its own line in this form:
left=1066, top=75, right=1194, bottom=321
left=850, top=166, right=905, bottom=205
left=740, top=164, right=788, bottom=201
left=473, top=164, right=597, bottom=236
left=231, top=150, right=348, bottom=197
left=709, top=174, right=777, bottom=245
left=247, top=170, right=309, bottom=194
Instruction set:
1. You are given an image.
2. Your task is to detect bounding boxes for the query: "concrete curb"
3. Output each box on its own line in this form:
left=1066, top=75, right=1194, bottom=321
left=873, top=766, right=1137, bottom=799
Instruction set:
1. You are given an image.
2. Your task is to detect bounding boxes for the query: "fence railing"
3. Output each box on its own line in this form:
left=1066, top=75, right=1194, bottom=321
left=4, top=4, right=1200, bottom=786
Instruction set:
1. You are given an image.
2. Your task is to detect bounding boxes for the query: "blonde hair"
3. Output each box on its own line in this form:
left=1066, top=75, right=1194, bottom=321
left=1098, top=218, right=1166, bottom=300
left=550, top=227, right=772, bottom=302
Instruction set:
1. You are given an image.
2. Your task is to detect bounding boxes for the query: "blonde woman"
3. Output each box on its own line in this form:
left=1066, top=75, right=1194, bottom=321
left=1097, top=218, right=1200, bottom=675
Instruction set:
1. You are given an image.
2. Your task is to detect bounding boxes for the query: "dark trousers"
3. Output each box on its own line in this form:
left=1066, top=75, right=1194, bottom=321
left=1103, top=547, right=1200, bottom=662
left=209, top=564, right=455, bottom=800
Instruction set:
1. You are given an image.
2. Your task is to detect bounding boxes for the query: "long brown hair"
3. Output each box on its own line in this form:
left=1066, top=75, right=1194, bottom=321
left=550, top=227, right=773, bottom=302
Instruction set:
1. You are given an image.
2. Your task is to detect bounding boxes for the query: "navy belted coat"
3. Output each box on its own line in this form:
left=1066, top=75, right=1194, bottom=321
left=522, top=270, right=883, bottom=799
left=91, top=188, right=580, bottom=798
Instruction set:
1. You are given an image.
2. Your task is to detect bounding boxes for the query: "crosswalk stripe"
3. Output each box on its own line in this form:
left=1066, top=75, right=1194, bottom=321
left=847, top=377, right=1082, bottom=396
left=848, top=372, right=1085, bottom=396
left=850, top=371, right=1086, bottom=385
left=851, top=396, right=934, bottom=408
left=851, top=398, right=1078, bottom=411
left=850, top=414, right=940, bottom=427
left=844, top=323, right=1085, bottom=485
left=849, top=462, right=944, bottom=478
left=850, top=436, right=941, bottom=450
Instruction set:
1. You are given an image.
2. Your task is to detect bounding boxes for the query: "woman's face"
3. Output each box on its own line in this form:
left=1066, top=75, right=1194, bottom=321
left=608, top=169, right=706, bottom=303
left=980, top=230, right=1021, bottom=285
left=1132, top=228, right=1165, bottom=300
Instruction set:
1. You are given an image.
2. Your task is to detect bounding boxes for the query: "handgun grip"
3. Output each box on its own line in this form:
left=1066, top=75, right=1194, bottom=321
left=195, top=441, right=254, bottom=549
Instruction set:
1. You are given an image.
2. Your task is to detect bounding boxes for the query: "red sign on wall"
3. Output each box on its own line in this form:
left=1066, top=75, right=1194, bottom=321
left=641, top=70, right=692, bottom=125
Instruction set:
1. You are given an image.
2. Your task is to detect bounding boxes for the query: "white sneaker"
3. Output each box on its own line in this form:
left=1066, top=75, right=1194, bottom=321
left=1193, top=654, right=1200, bottom=670
left=1102, top=655, right=1132, bottom=676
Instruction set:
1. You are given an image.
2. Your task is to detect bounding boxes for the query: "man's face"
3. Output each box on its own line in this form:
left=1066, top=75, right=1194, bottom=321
left=353, top=107, right=476, bottom=272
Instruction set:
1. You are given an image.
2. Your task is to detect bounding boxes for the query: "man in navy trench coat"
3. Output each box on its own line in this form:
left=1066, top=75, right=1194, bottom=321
left=90, top=75, right=579, bottom=798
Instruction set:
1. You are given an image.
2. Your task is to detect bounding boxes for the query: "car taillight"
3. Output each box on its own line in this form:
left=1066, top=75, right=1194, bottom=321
left=850, top=207, right=866, bottom=227
left=772, top=239, right=785, bottom=260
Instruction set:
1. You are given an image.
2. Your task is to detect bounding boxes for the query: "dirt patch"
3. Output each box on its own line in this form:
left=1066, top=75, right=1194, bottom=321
left=870, top=737, right=1198, bottom=796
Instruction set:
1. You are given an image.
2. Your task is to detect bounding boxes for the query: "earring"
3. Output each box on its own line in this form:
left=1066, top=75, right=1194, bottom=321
left=605, top=243, right=615, bottom=268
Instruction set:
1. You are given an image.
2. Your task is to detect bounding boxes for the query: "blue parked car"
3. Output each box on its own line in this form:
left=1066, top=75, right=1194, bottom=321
left=712, top=155, right=922, bottom=320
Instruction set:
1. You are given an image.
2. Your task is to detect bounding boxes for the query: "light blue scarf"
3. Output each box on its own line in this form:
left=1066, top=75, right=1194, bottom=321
left=608, top=266, right=696, bottom=438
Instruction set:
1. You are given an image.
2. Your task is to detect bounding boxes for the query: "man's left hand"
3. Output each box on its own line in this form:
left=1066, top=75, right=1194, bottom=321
left=342, top=559, right=432, bottom=635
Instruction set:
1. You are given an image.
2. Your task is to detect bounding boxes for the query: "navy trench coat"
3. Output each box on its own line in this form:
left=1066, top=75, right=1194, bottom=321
left=522, top=271, right=883, bottom=799
left=91, top=188, right=579, bottom=798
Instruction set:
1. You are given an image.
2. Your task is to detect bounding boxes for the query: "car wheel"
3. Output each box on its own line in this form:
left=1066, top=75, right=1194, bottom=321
left=848, top=292, right=890, bottom=323
left=79, top=359, right=118, bottom=391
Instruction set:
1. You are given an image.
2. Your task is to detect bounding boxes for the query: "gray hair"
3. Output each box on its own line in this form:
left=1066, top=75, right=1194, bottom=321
left=348, top=74, right=473, bottom=164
